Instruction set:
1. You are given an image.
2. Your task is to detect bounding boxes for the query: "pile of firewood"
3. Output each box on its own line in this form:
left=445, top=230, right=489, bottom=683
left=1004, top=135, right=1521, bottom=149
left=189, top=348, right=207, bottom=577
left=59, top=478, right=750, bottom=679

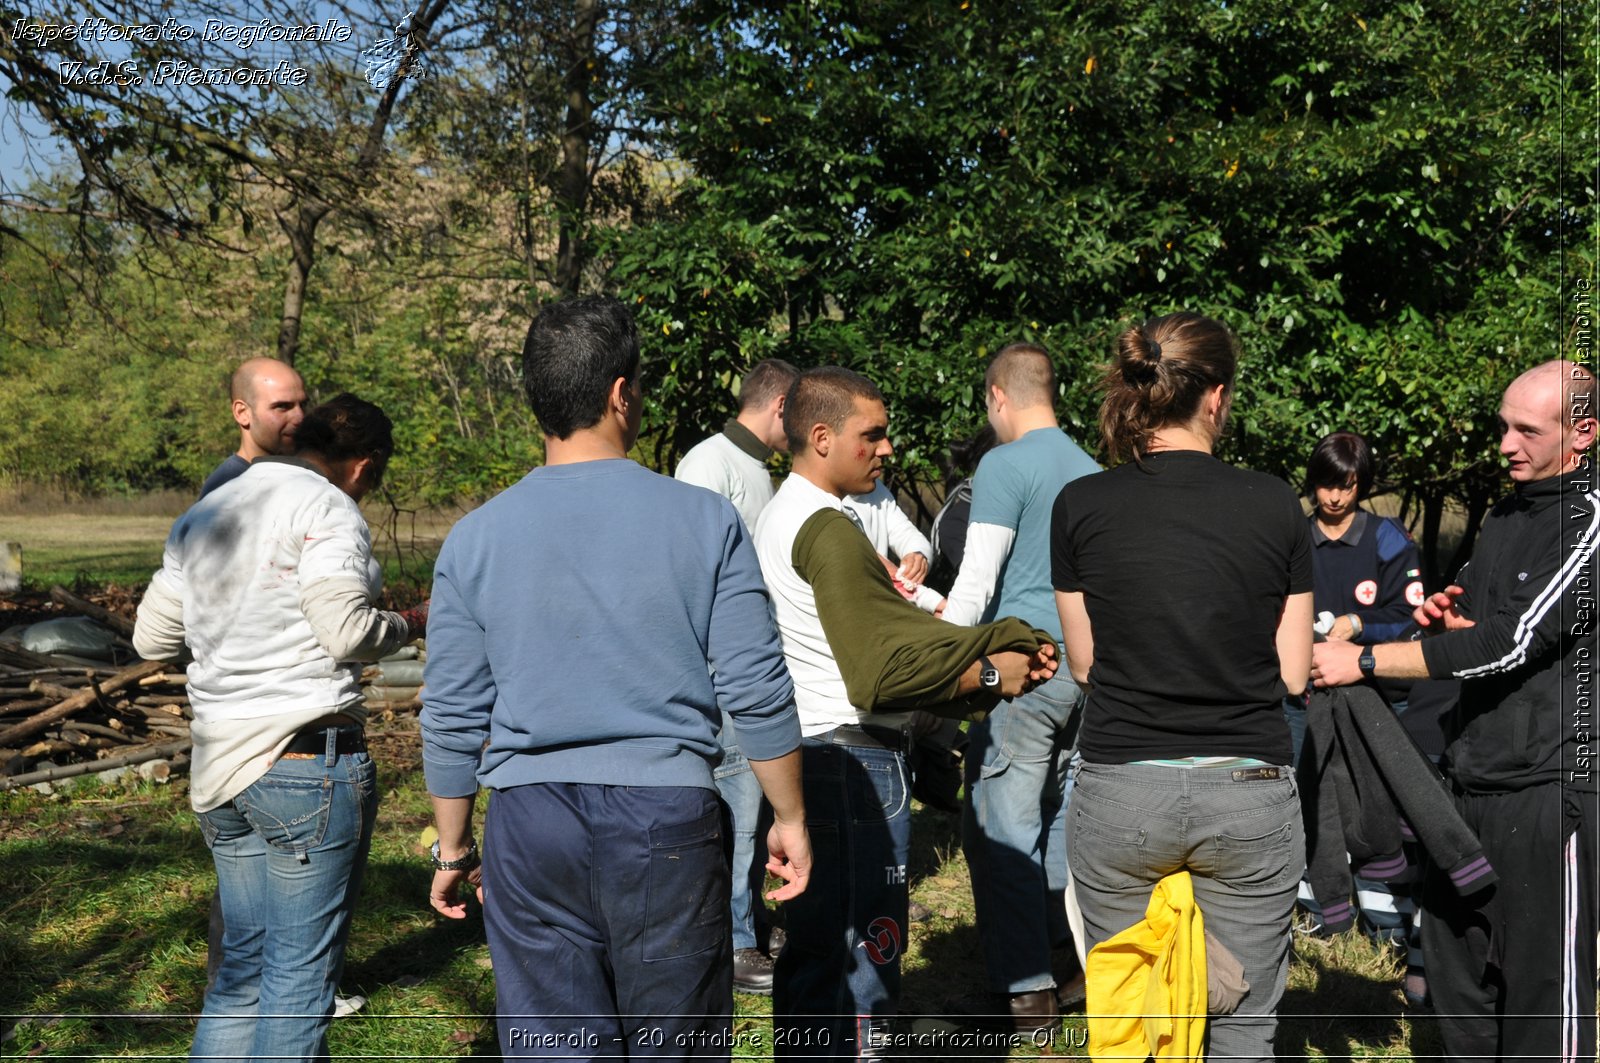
left=0, top=586, right=425, bottom=792
left=0, top=652, right=189, bottom=790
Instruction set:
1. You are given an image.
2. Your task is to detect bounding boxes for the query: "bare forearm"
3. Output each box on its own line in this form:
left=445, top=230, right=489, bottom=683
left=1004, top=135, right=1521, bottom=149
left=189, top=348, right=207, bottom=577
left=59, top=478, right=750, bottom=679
left=954, top=659, right=983, bottom=695
left=748, top=749, right=805, bottom=824
left=430, top=794, right=476, bottom=859
left=1374, top=641, right=1431, bottom=679
left=1312, top=636, right=1431, bottom=687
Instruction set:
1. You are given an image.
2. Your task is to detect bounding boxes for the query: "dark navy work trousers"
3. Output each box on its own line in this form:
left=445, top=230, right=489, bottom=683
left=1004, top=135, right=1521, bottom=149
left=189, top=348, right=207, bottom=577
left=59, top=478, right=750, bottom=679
left=484, top=782, right=733, bottom=1060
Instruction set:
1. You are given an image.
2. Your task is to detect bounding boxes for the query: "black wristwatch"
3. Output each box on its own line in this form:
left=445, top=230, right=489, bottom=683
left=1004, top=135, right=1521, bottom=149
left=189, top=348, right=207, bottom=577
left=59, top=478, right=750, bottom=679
left=1358, top=650, right=1377, bottom=678
left=978, top=655, right=1001, bottom=690
left=430, top=838, right=481, bottom=872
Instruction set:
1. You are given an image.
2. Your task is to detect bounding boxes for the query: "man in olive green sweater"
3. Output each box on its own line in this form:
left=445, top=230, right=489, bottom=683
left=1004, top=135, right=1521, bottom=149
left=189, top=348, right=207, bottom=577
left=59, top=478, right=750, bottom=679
left=754, top=366, right=1058, bottom=1059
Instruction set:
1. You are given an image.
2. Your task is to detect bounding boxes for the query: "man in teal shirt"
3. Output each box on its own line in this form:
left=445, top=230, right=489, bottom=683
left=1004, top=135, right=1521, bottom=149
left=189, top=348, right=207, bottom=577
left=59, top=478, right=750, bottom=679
left=941, top=342, right=1100, bottom=1032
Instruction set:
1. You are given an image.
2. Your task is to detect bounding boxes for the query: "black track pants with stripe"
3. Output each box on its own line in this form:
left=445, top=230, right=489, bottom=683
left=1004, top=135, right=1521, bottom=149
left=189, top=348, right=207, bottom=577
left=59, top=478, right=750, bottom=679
left=1422, top=784, right=1597, bottom=1063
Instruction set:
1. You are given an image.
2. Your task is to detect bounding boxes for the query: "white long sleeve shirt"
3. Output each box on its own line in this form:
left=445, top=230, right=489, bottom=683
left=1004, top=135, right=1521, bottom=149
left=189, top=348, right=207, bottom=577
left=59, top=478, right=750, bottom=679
left=844, top=483, right=943, bottom=613
left=134, top=458, right=410, bottom=810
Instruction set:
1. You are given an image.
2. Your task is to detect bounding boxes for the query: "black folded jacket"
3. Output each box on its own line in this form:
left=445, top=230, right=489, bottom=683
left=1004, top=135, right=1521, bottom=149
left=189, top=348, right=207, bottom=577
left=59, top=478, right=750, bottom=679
left=1297, top=684, right=1496, bottom=932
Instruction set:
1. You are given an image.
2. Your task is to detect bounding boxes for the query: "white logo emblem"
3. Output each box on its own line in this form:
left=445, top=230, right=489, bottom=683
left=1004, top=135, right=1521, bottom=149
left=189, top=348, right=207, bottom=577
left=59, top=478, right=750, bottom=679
left=1354, top=580, right=1378, bottom=606
left=1405, top=581, right=1425, bottom=607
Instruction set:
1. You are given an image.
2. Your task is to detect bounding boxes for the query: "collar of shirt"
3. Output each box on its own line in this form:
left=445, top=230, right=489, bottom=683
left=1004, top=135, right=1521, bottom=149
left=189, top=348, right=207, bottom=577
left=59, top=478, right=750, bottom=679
left=1310, top=508, right=1369, bottom=547
left=722, top=418, right=774, bottom=463
left=782, top=471, right=847, bottom=514
left=254, top=454, right=329, bottom=481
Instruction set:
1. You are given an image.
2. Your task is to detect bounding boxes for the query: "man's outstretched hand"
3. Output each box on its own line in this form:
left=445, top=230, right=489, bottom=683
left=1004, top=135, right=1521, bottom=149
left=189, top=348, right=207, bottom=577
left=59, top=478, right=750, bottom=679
left=1413, top=585, right=1474, bottom=633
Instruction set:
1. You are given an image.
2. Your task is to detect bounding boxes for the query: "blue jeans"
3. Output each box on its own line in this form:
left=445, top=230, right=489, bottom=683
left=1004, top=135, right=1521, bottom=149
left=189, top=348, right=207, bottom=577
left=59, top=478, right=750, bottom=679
left=1068, top=760, right=1304, bottom=1063
left=963, top=670, right=1083, bottom=994
left=714, top=711, right=767, bottom=952
left=774, top=735, right=911, bottom=1059
left=484, top=782, right=732, bottom=1060
left=192, top=731, right=377, bottom=1063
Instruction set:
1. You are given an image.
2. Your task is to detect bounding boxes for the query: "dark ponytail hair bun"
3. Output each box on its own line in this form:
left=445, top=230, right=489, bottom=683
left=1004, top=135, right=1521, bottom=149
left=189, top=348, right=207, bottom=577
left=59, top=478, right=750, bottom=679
left=1098, top=312, right=1239, bottom=464
left=293, top=393, right=394, bottom=465
left=1117, top=327, right=1165, bottom=386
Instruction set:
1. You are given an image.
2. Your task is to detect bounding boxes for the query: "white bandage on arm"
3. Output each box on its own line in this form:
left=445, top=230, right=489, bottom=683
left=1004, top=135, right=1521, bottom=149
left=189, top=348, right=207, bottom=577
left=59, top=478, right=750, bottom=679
left=912, top=583, right=944, bottom=614
left=301, top=578, right=412, bottom=662
left=939, top=522, right=1016, bottom=626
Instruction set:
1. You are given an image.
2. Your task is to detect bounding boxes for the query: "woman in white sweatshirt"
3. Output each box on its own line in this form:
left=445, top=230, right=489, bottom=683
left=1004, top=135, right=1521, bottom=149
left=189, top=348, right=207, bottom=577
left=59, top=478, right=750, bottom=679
left=135, top=393, right=423, bottom=1063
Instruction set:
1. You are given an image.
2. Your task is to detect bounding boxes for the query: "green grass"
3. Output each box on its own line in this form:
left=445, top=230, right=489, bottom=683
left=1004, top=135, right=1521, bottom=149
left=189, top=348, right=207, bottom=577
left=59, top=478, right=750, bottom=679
left=1281, top=929, right=1442, bottom=1061
left=0, top=510, right=443, bottom=592
left=0, top=514, right=174, bottom=589
left=0, top=716, right=1445, bottom=1061
left=0, top=725, right=497, bottom=1060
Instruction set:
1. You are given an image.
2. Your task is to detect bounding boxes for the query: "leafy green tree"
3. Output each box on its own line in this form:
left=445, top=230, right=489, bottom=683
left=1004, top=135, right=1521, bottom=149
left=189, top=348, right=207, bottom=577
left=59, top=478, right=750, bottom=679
left=1, top=0, right=449, bottom=362
left=0, top=178, right=544, bottom=506
left=610, top=0, right=1591, bottom=579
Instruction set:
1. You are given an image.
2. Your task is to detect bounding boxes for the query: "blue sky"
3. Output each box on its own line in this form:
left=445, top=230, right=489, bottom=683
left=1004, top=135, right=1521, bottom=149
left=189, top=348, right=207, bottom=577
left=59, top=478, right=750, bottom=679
left=2, top=2, right=399, bottom=195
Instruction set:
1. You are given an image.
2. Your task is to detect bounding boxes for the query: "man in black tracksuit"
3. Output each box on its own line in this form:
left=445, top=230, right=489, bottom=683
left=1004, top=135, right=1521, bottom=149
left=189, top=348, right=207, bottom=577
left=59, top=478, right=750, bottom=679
left=1313, top=358, right=1598, bottom=1062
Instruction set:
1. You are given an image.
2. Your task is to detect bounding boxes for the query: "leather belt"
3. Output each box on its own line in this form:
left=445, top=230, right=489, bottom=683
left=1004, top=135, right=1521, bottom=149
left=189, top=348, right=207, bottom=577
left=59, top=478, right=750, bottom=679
left=280, top=726, right=366, bottom=759
left=823, top=724, right=908, bottom=751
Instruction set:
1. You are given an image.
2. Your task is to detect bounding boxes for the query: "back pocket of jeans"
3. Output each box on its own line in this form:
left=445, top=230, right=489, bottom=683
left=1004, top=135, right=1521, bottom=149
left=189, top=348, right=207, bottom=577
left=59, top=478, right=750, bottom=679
left=643, top=805, right=727, bottom=962
left=1213, top=821, right=1299, bottom=891
left=238, top=776, right=333, bottom=854
left=1068, top=804, right=1150, bottom=888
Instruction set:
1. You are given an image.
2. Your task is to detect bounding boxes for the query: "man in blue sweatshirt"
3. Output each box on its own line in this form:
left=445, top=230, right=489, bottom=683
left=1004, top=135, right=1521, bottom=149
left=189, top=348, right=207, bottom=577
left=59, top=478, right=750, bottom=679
left=421, top=296, right=811, bottom=1060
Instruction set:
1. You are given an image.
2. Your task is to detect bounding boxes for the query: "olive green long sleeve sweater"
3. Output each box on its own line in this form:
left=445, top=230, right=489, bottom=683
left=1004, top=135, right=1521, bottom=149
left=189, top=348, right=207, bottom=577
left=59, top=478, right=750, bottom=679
left=793, top=507, right=1055, bottom=719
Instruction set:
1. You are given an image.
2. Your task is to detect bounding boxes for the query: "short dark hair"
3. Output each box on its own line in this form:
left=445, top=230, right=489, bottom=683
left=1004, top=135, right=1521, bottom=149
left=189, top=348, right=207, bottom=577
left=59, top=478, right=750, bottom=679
left=985, top=343, right=1056, bottom=409
left=294, top=393, right=394, bottom=483
left=783, top=367, right=883, bottom=453
left=1304, top=431, right=1375, bottom=500
left=738, top=358, right=800, bottom=413
left=1098, top=312, right=1240, bottom=464
left=521, top=296, right=640, bottom=439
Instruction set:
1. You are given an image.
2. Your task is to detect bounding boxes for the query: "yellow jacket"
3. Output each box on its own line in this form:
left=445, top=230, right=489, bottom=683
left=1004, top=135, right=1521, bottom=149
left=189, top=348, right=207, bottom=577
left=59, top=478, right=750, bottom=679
left=1084, top=871, right=1207, bottom=1060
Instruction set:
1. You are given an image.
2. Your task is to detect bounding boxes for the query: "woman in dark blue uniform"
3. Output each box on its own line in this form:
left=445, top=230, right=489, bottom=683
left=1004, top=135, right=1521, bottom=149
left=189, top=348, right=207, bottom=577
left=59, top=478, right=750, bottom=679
left=1302, top=433, right=1424, bottom=648
left=1289, top=430, right=1430, bottom=1005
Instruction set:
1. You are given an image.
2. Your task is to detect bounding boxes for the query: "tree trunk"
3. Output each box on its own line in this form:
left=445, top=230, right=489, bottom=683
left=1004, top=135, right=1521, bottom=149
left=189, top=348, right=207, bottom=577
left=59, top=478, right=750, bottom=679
left=275, top=202, right=328, bottom=366
left=1418, top=489, right=1446, bottom=590
left=554, top=0, right=601, bottom=297
left=1444, top=486, right=1493, bottom=585
left=273, top=0, right=452, bottom=364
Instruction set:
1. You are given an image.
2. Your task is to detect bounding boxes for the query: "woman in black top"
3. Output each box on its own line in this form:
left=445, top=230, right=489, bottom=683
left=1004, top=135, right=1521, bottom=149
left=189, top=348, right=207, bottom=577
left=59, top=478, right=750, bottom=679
left=1052, top=313, right=1313, bottom=1061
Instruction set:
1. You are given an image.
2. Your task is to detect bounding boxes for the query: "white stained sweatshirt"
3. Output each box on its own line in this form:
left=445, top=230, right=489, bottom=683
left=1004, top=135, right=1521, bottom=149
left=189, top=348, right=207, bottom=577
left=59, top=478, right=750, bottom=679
left=134, top=458, right=411, bottom=811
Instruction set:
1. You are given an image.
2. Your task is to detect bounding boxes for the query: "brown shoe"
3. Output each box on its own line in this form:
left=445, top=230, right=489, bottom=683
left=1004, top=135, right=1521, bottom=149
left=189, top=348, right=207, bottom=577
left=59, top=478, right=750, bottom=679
left=1007, top=988, right=1059, bottom=1037
left=733, top=947, right=775, bottom=995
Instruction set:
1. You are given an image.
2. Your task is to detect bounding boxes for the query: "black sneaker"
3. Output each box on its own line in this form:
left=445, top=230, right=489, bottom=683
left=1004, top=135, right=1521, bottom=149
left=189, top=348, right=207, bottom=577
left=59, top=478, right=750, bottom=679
left=733, top=947, right=775, bottom=995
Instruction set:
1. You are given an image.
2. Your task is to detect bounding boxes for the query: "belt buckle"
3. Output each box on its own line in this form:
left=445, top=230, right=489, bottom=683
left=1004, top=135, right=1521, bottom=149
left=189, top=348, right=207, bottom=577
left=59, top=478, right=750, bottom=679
left=1230, top=767, right=1282, bottom=782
